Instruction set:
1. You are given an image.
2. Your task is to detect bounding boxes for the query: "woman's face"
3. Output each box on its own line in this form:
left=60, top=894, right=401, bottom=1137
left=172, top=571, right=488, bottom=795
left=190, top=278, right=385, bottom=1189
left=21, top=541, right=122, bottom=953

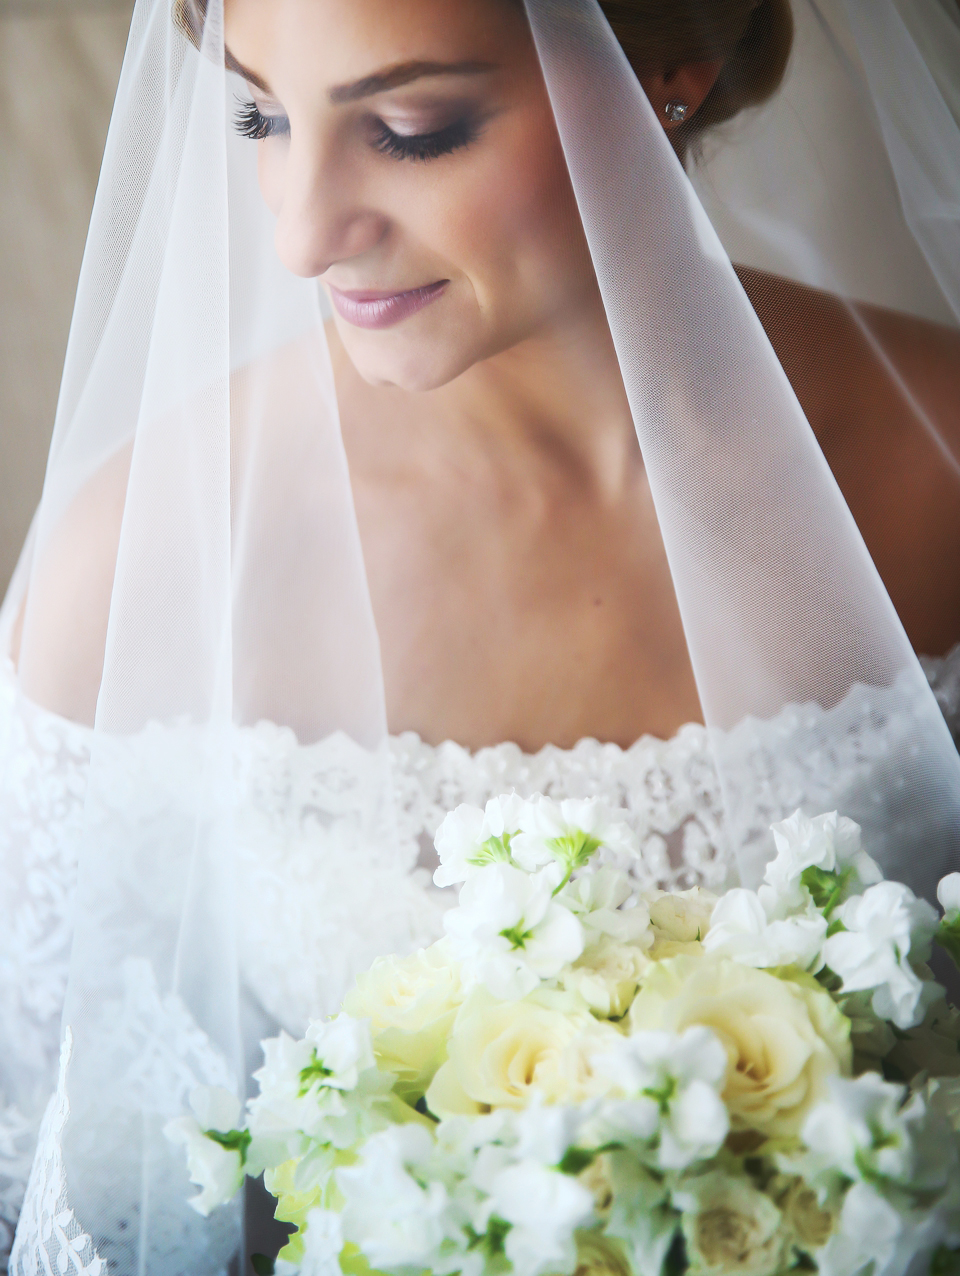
left=223, top=0, right=599, bottom=390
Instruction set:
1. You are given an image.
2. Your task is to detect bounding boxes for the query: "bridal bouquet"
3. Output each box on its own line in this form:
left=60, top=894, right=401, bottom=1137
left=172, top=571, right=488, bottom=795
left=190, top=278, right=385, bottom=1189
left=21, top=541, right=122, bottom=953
left=168, top=798, right=960, bottom=1276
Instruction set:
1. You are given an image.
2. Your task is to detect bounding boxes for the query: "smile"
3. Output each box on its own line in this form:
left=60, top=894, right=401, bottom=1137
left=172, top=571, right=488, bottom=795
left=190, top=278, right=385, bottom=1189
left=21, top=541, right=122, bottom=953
left=328, top=280, right=449, bottom=330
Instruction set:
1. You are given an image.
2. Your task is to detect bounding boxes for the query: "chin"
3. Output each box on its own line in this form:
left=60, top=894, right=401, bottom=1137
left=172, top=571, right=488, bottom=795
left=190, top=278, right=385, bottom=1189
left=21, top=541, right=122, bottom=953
left=337, top=326, right=481, bottom=393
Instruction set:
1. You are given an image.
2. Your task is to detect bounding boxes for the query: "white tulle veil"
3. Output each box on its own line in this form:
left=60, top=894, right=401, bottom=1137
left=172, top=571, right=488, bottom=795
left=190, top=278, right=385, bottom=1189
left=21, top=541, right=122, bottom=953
left=1, top=0, right=958, bottom=1271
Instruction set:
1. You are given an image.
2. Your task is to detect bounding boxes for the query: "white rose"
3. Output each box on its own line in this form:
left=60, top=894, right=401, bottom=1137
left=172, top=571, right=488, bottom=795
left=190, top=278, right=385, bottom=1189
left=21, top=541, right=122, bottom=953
left=343, top=940, right=464, bottom=1100
left=425, top=989, right=622, bottom=1116
left=628, top=955, right=851, bottom=1139
left=434, top=795, right=526, bottom=887
left=703, top=888, right=826, bottom=971
left=822, top=881, right=941, bottom=1030
left=673, top=1171, right=786, bottom=1276
left=489, top=1160, right=594, bottom=1276
left=561, top=936, right=651, bottom=1018
left=511, top=796, right=638, bottom=877
left=163, top=1086, right=245, bottom=1216
left=647, top=888, right=719, bottom=944
left=444, top=861, right=585, bottom=1000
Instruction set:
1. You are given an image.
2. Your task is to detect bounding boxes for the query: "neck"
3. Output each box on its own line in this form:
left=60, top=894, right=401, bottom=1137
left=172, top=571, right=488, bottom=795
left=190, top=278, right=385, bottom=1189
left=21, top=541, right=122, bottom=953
left=443, top=288, right=640, bottom=495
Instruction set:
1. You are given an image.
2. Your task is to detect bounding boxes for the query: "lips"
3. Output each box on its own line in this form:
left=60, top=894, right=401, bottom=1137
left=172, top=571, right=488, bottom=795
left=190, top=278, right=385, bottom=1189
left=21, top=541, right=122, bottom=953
left=328, top=280, right=448, bottom=330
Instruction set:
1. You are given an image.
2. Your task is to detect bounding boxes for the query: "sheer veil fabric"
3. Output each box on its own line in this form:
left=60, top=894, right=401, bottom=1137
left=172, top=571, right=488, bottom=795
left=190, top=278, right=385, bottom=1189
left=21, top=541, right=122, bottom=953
left=0, top=0, right=958, bottom=1271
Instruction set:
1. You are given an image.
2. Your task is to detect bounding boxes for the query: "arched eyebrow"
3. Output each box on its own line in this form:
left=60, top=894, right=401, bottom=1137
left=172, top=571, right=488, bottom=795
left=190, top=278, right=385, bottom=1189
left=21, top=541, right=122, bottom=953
left=328, top=59, right=496, bottom=104
left=224, top=51, right=495, bottom=103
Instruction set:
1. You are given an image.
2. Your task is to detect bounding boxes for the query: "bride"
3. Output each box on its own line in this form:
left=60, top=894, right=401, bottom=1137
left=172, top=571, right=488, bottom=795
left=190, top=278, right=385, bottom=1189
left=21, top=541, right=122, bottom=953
left=2, top=0, right=959, bottom=1272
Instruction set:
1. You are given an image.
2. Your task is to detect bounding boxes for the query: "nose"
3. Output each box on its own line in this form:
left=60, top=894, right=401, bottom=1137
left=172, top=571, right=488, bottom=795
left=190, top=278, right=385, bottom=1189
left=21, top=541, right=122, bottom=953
left=267, top=134, right=389, bottom=279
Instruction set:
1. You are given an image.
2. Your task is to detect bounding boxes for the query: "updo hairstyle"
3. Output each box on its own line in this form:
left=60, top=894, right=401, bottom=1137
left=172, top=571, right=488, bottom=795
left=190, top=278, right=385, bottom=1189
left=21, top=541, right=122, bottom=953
left=597, top=0, right=794, bottom=152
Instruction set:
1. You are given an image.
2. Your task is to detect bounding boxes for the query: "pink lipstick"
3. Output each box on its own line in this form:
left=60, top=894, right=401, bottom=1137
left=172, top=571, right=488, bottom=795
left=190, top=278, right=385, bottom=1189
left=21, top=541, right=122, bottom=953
left=328, top=280, right=448, bottom=330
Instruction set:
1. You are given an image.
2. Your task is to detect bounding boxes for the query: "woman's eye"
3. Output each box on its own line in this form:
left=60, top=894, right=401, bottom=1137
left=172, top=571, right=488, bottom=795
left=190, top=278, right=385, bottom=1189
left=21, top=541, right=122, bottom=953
left=235, top=100, right=290, bottom=141
left=371, top=116, right=479, bottom=162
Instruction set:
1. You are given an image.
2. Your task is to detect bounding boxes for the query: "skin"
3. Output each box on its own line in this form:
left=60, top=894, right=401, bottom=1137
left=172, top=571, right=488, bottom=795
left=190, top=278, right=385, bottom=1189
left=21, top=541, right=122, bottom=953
left=16, top=0, right=960, bottom=748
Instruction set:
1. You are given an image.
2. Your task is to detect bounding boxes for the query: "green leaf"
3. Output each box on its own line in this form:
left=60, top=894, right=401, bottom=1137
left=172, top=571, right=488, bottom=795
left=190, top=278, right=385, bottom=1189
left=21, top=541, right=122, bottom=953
left=204, top=1127, right=252, bottom=1163
left=251, top=1255, right=276, bottom=1276
left=299, top=1048, right=335, bottom=1095
left=558, top=1146, right=596, bottom=1175
left=930, top=1244, right=960, bottom=1276
left=936, top=917, right=960, bottom=971
left=801, top=864, right=854, bottom=916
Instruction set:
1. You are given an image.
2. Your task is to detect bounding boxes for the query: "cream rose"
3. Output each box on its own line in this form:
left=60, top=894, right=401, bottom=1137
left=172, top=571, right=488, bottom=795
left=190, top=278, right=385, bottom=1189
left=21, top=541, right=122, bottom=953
left=342, top=939, right=463, bottom=1102
left=675, top=1172, right=786, bottom=1276
left=562, top=937, right=651, bottom=1018
left=425, top=988, right=622, bottom=1116
left=628, top=956, right=851, bottom=1140
left=573, top=1231, right=632, bottom=1276
left=648, top=888, right=719, bottom=944
left=772, top=1176, right=836, bottom=1251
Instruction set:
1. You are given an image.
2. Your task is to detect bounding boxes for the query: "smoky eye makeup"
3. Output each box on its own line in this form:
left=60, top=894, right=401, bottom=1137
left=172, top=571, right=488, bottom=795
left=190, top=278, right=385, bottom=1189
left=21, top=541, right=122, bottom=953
left=369, top=112, right=482, bottom=162
left=235, top=98, right=290, bottom=140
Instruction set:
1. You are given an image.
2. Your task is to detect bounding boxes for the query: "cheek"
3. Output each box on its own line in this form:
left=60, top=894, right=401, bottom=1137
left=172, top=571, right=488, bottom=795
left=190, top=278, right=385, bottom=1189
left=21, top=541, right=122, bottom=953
left=257, top=143, right=285, bottom=217
left=431, top=114, right=593, bottom=317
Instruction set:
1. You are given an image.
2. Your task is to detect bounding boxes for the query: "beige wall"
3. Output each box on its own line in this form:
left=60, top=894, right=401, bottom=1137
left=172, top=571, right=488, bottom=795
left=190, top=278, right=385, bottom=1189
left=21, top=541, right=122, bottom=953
left=0, top=0, right=132, bottom=595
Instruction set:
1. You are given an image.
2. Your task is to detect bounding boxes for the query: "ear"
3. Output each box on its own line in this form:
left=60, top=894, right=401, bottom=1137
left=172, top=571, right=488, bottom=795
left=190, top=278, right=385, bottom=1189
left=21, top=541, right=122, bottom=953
left=639, top=59, right=725, bottom=131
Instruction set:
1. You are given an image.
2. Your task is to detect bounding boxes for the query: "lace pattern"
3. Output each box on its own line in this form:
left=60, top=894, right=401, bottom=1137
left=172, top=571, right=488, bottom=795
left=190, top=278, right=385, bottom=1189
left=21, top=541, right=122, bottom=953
left=2, top=645, right=958, bottom=1273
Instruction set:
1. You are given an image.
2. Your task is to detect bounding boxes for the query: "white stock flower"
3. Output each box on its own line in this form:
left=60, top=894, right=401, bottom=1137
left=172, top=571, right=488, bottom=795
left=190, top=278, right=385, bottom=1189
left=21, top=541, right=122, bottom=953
left=703, top=887, right=827, bottom=970
left=938, top=873, right=960, bottom=918
left=822, top=881, right=940, bottom=1029
left=511, top=797, right=638, bottom=876
left=592, top=1027, right=729, bottom=1169
left=812, top=1182, right=902, bottom=1276
left=299, top=1209, right=345, bottom=1276
left=798, top=1073, right=957, bottom=1200
left=761, top=810, right=881, bottom=920
left=489, top=1160, right=594, bottom=1276
left=163, top=1086, right=245, bottom=1217
left=560, top=867, right=653, bottom=947
left=444, top=862, right=584, bottom=1000
left=434, top=796, right=526, bottom=888
left=303, top=1013, right=376, bottom=1090
left=337, top=1125, right=449, bottom=1271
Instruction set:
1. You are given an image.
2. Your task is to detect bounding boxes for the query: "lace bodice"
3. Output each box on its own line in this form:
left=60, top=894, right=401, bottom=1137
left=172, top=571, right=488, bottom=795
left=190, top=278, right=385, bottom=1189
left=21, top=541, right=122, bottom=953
left=2, top=647, right=959, bottom=1273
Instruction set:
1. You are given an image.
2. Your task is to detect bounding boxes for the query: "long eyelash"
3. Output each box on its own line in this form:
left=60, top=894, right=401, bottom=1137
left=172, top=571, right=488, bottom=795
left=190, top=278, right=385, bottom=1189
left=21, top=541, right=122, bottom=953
left=372, top=117, right=478, bottom=162
left=234, top=100, right=289, bottom=140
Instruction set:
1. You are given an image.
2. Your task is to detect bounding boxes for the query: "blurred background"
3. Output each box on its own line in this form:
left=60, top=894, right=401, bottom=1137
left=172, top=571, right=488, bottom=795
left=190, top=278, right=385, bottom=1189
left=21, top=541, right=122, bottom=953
left=0, top=0, right=132, bottom=594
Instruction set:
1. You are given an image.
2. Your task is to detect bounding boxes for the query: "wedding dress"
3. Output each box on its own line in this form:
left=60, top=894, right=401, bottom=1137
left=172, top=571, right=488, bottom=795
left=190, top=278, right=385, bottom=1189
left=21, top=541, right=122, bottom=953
left=3, top=643, right=960, bottom=1268
left=2, top=0, right=959, bottom=1272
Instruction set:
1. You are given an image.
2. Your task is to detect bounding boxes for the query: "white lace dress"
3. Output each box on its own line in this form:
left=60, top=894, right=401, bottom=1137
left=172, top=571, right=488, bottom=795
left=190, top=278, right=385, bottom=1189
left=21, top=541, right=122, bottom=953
left=2, top=648, right=959, bottom=1273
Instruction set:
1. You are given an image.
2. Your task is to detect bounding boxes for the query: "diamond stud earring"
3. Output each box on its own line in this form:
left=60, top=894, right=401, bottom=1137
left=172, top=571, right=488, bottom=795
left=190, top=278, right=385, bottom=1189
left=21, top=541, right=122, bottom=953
left=664, top=101, right=689, bottom=123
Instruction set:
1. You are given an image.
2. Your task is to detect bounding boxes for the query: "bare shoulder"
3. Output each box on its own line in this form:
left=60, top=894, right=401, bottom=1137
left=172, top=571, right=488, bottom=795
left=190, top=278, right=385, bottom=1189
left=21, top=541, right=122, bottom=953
left=15, top=444, right=130, bottom=725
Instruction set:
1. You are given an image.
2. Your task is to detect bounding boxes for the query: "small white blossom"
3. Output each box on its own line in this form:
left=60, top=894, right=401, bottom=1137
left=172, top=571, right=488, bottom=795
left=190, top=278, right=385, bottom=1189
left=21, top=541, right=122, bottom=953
left=761, top=809, right=881, bottom=917
left=444, top=861, right=585, bottom=1000
left=938, top=873, right=960, bottom=918
left=559, top=866, right=653, bottom=946
left=163, top=1086, right=245, bottom=1216
left=591, top=1027, right=729, bottom=1169
left=489, top=1160, right=594, bottom=1276
left=822, top=881, right=940, bottom=1029
left=337, top=1125, right=449, bottom=1271
left=304, top=1014, right=376, bottom=1091
left=808, top=1182, right=902, bottom=1276
left=797, top=1073, right=957, bottom=1199
left=435, top=796, right=526, bottom=888
left=511, top=797, right=637, bottom=875
left=299, top=1209, right=345, bottom=1276
left=703, top=887, right=827, bottom=970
